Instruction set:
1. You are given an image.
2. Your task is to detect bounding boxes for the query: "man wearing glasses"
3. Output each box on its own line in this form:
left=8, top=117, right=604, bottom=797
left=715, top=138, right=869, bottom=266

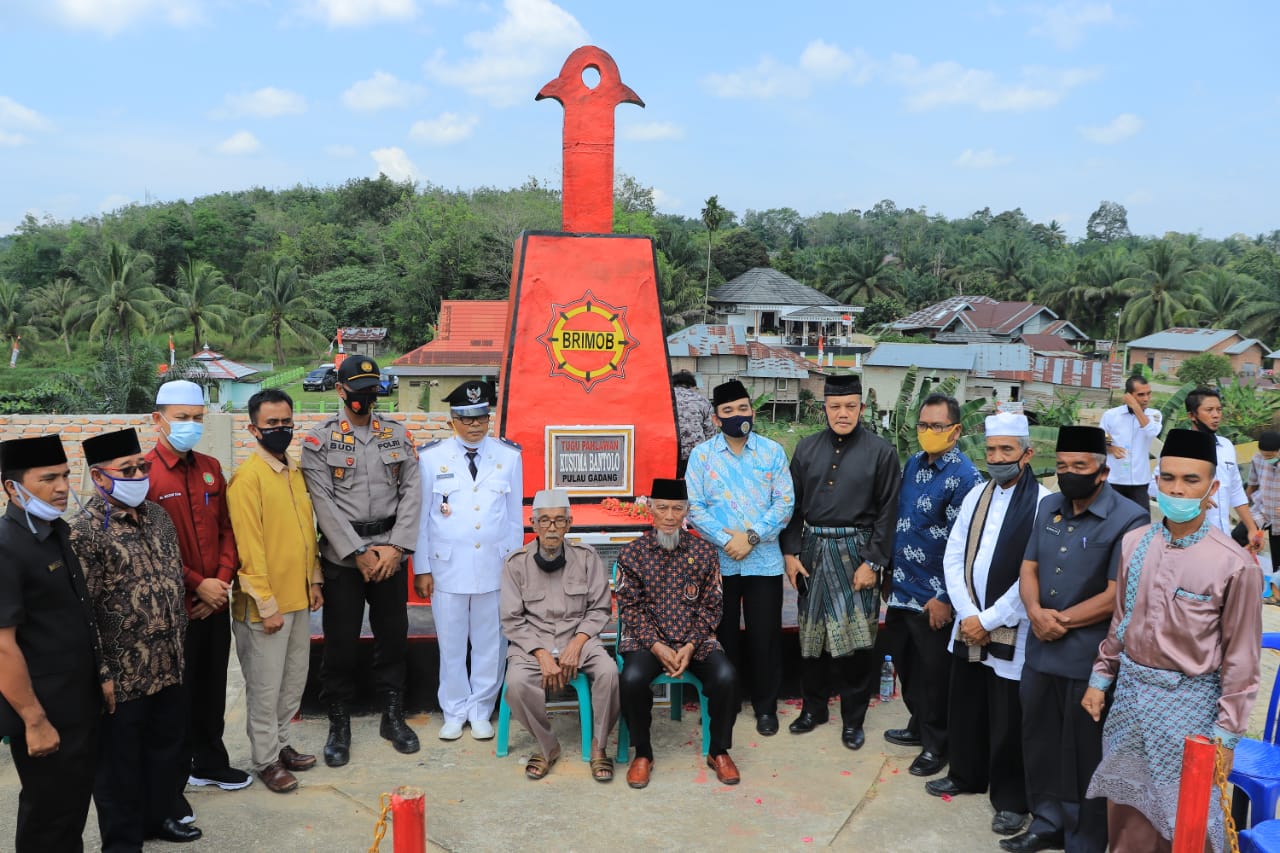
left=415, top=381, right=524, bottom=741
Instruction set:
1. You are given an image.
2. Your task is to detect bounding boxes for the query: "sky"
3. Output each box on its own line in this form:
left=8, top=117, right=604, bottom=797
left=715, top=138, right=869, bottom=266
left=1, top=0, right=1277, bottom=242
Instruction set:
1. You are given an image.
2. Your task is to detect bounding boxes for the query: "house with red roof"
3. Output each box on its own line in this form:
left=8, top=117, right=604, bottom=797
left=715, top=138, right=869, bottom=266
left=891, top=295, right=1088, bottom=352
left=390, top=300, right=510, bottom=412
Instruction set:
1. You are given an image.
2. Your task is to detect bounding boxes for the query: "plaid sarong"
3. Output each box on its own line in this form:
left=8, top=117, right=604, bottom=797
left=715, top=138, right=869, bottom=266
left=797, top=526, right=877, bottom=658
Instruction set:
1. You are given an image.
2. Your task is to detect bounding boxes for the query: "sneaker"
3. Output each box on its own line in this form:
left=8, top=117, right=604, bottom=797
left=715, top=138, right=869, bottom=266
left=175, top=795, right=195, bottom=825
left=188, top=767, right=254, bottom=791
left=439, top=720, right=464, bottom=741
left=469, top=719, right=494, bottom=740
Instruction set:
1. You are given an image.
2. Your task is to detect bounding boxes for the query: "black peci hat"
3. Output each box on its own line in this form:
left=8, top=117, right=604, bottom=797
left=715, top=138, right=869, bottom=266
left=712, top=379, right=750, bottom=408
left=1056, top=425, right=1107, bottom=455
left=1, top=435, right=67, bottom=477
left=650, top=478, right=688, bottom=500
left=83, top=429, right=142, bottom=467
left=1160, top=428, right=1218, bottom=465
left=823, top=375, right=862, bottom=398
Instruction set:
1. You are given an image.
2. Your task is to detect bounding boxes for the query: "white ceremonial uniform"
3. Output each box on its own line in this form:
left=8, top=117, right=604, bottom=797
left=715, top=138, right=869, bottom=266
left=943, top=480, right=1052, bottom=680
left=1098, top=404, right=1162, bottom=486
left=415, top=435, right=524, bottom=725
left=1149, top=432, right=1248, bottom=535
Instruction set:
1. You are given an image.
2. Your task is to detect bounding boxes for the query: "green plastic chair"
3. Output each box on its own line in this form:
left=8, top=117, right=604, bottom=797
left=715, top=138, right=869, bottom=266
left=495, top=671, right=594, bottom=762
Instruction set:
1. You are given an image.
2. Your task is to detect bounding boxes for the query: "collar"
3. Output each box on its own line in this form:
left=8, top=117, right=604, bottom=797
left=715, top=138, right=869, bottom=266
left=1067, top=481, right=1117, bottom=520
left=253, top=444, right=293, bottom=473
left=454, top=436, right=484, bottom=454
left=150, top=439, right=186, bottom=470
left=1159, top=517, right=1212, bottom=549
left=712, top=432, right=756, bottom=454
left=4, top=500, right=56, bottom=541
left=827, top=425, right=858, bottom=447
left=916, top=446, right=961, bottom=470
left=82, top=498, right=147, bottom=529
left=642, top=528, right=689, bottom=552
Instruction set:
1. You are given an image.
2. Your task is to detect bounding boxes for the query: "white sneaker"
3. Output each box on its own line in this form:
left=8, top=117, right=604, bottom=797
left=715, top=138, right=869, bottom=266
left=439, top=720, right=464, bottom=740
left=469, top=718, right=494, bottom=740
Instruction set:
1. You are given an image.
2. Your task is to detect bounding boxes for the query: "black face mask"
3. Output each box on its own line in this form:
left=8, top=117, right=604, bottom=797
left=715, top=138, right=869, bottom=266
left=1057, top=469, right=1102, bottom=501
left=533, top=549, right=566, bottom=574
left=257, top=426, right=293, bottom=454
left=345, top=391, right=378, bottom=415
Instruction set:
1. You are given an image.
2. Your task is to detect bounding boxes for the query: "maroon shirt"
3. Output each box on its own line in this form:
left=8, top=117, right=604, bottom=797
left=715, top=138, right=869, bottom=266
left=616, top=529, right=722, bottom=661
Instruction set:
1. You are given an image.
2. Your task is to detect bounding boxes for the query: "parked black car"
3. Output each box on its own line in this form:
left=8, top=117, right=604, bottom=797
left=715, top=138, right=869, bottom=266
left=303, top=364, right=337, bottom=391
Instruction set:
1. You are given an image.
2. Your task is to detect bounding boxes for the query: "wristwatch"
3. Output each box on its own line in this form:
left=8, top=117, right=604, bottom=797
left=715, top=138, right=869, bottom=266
left=746, top=529, right=761, bottom=546
left=865, top=561, right=885, bottom=575
left=353, top=545, right=369, bottom=557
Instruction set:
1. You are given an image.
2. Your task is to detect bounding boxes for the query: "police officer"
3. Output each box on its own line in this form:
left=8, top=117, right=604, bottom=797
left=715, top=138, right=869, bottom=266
left=300, top=356, right=423, bottom=767
left=0, top=435, right=113, bottom=852
left=414, top=381, right=523, bottom=741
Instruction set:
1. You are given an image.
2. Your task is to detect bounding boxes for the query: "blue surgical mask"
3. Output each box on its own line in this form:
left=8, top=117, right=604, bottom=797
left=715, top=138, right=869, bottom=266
left=1156, top=482, right=1215, bottom=524
left=719, top=414, right=753, bottom=439
left=162, top=416, right=203, bottom=453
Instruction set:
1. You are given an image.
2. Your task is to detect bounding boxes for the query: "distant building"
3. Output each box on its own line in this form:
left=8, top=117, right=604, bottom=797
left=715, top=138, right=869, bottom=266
left=187, top=345, right=261, bottom=411
left=891, top=296, right=1087, bottom=347
left=707, top=267, right=864, bottom=351
left=861, top=343, right=976, bottom=415
left=338, top=327, right=391, bottom=358
left=1126, top=328, right=1270, bottom=377
left=390, top=301, right=508, bottom=412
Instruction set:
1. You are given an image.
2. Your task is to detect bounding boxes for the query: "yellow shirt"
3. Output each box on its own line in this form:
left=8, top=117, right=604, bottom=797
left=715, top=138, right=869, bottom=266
left=228, top=447, right=321, bottom=621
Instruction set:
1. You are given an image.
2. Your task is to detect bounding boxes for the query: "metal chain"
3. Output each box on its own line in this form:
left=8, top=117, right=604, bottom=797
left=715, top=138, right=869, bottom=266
left=1213, top=739, right=1241, bottom=853
left=367, top=793, right=392, bottom=853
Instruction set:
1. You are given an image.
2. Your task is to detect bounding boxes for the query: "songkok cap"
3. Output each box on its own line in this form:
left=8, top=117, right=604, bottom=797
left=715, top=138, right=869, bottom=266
left=1056, top=425, right=1106, bottom=455
left=823, top=374, right=862, bottom=398
left=1160, top=428, right=1218, bottom=465
left=1260, top=431, right=1280, bottom=452
left=650, top=478, right=688, bottom=501
left=155, top=380, right=205, bottom=407
left=337, top=357, right=381, bottom=391
left=712, top=379, right=750, bottom=408
left=444, top=381, right=495, bottom=417
left=984, top=412, right=1029, bottom=437
left=1, top=435, right=67, bottom=476
left=84, top=428, right=142, bottom=467
left=532, top=489, right=570, bottom=511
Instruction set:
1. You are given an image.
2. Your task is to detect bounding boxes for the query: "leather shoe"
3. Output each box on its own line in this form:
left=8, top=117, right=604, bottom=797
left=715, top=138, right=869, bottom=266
left=883, top=727, right=922, bottom=747
left=756, top=713, right=779, bottom=736
left=324, top=704, right=351, bottom=768
left=999, top=831, right=1065, bottom=852
left=626, top=756, right=653, bottom=789
left=788, top=711, right=827, bottom=734
left=152, top=818, right=203, bottom=843
left=280, top=745, right=316, bottom=772
left=992, top=811, right=1029, bottom=836
left=909, top=750, right=946, bottom=777
left=259, top=761, right=299, bottom=794
left=706, top=753, right=741, bottom=785
left=925, top=776, right=965, bottom=797
left=841, top=726, right=865, bottom=750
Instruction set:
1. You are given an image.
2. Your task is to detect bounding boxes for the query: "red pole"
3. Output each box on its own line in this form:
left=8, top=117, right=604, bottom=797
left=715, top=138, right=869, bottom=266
left=1172, top=735, right=1217, bottom=853
left=391, top=786, right=425, bottom=853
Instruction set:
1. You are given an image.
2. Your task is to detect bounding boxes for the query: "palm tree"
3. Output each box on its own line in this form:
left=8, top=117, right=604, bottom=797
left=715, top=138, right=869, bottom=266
left=1227, top=275, right=1280, bottom=340
left=33, top=276, right=89, bottom=355
left=700, top=195, right=725, bottom=322
left=1118, top=240, right=1206, bottom=338
left=817, top=241, right=898, bottom=303
left=84, top=243, right=162, bottom=356
left=1177, top=267, right=1254, bottom=328
left=161, top=258, right=237, bottom=354
left=0, top=277, right=39, bottom=360
left=240, top=258, right=333, bottom=365
left=975, top=235, right=1037, bottom=298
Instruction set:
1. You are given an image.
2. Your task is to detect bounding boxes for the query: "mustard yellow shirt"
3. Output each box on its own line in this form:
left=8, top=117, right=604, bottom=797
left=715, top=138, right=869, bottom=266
left=228, top=447, right=321, bottom=621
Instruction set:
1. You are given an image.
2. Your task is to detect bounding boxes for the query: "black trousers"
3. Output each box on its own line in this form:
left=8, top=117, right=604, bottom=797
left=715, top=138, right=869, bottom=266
left=947, top=658, right=1026, bottom=813
left=10, top=716, right=98, bottom=853
left=1020, top=667, right=1108, bottom=853
left=1110, top=483, right=1151, bottom=512
left=619, top=649, right=738, bottom=759
left=320, top=558, right=408, bottom=706
left=182, top=609, right=232, bottom=773
left=799, top=648, right=878, bottom=728
left=879, top=606, right=952, bottom=755
left=96, top=684, right=188, bottom=853
left=716, top=574, right=781, bottom=716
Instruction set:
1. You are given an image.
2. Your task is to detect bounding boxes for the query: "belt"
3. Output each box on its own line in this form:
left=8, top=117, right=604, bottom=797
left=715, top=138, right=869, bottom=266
left=350, top=516, right=396, bottom=536
left=803, top=524, right=871, bottom=539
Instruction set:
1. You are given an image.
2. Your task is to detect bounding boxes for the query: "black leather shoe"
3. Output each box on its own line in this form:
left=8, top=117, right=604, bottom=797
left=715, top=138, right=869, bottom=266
left=883, top=727, right=922, bottom=747
left=788, top=711, right=827, bottom=734
left=909, top=750, right=946, bottom=777
left=324, top=704, right=351, bottom=768
left=999, top=830, right=1065, bottom=852
left=841, top=726, right=865, bottom=750
left=380, top=691, right=421, bottom=754
left=992, top=811, right=1029, bottom=836
left=925, top=776, right=965, bottom=797
left=153, top=818, right=203, bottom=843
left=755, top=713, right=779, bottom=736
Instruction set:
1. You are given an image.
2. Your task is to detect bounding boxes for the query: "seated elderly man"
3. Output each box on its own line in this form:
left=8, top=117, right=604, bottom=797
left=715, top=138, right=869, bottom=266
left=499, top=489, right=619, bottom=782
left=616, top=478, right=740, bottom=789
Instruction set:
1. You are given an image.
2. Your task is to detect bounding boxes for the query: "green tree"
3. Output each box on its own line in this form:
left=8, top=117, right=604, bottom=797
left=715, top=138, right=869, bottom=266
left=0, top=276, right=38, bottom=357
left=974, top=235, right=1036, bottom=298
left=816, top=241, right=896, bottom=304
left=1175, top=352, right=1234, bottom=387
left=33, top=276, right=89, bottom=356
left=240, top=258, right=333, bottom=365
left=84, top=243, right=162, bottom=356
left=710, top=229, right=770, bottom=283
left=700, top=195, right=726, bottom=321
left=1085, top=200, right=1132, bottom=243
left=1178, top=267, right=1255, bottom=328
left=161, top=258, right=237, bottom=354
left=1118, top=241, right=1206, bottom=338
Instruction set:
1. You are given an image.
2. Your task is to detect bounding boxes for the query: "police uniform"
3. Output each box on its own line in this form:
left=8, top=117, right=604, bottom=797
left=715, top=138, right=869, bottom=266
left=0, top=436, right=104, bottom=853
left=415, top=381, right=523, bottom=732
left=299, top=357, right=422, bottom=761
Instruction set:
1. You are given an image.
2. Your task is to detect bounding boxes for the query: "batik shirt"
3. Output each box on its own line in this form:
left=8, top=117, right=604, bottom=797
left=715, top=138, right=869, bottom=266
left=674, top=386, right=715, bottom=461
left=616, top=530, right=722, bottom=661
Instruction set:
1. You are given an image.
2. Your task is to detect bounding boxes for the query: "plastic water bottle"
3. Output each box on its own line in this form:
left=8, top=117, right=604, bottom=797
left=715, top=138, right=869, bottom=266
left=879, top=655, right=895, bottom=702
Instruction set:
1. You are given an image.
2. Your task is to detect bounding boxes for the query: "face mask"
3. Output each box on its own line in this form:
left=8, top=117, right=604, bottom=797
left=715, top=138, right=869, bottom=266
left=918, top=428, right=957, bottom=456
left=1057, top=470, right=1102, bottom=502
left=345, top=391, right=378, bottom=415
left=1264, top=456, right=1279, bottom=466
left=161, top=417, right=203, bottom=453
left=257, top=426, right=293, bottom=455
left=986, top=461, right=1022, bottom=486
left=1156, top=482, right=1215, bottom=524
left=1191, top=418, right=1216, bottom=435
left=719, top=414, right=753, bottom=438
left=99, top=474, right=150, bottom=508
left=8, top=481, right=62, bottom=533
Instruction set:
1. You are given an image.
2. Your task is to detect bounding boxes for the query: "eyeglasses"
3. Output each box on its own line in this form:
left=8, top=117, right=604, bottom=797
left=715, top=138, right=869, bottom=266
left=99, top=461, right=153, bottom=478
left=535, top=517, right=570, bottom=530
left=915, top=423, right=957, bottom=433
left=455, top=415, right=490, bottom=426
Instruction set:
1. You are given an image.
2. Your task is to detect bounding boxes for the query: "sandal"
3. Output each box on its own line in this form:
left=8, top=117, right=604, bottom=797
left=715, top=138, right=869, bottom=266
left=525, top=751, right=559, bottom=780
left=590, top=755, right=614, bottom=783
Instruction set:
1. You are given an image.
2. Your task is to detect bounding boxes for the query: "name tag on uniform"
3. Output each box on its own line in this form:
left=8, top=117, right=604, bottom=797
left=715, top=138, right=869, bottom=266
left=438, top=472, right=455, bottom=480
left=1046, top=525, right=1061, bottom=536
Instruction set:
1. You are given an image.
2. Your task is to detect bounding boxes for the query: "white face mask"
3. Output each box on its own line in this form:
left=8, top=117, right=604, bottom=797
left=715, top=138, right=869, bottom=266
left=101, top=474, right=150, bottom=508
left=8, top=481, right=63, bottom=533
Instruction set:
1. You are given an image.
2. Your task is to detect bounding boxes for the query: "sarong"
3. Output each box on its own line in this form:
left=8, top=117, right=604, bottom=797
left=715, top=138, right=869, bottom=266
left=1086, top=651, right=1224, bottom=851
left=797, top=526, right=877, bottom=658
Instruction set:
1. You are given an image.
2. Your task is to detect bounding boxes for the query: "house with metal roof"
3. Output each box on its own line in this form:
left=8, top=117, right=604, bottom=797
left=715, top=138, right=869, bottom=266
left=707, top=267, right=864, bottom=351
left=186, top=345, right=261, bottom=410
left=1126, top=328, right=1270, bottom=377
left=390, top=300, right=508, bottom=411
left=892, top=295, right=1087, bottom=348
left=337, top=327, right=391, bottom=357
left=860, top=343, right=976, bottom=412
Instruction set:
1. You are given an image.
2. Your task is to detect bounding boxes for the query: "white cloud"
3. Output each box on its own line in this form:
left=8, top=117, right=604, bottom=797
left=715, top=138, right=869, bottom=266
left=212, top=87, right=307, bottom=119
left=0, top=131, right=29, bottom=147
left=0, top=95, right=51, bottom=131
left=1029, top=3, right=1116, bottom=49
left=325, top=143, right=358, bottom=158
left=426, top=0, right=589, bottom=107
left=651, top=188, right=680, bottom=211
left=217, top=130, right=261, bottom=155
left=98, top=193, right=133, bottom=214
left=409, top=112, right=478, bottom=145
left=296, top=0, right=418, bottom=27
left=954, top=147, right=1013, bottom=169
left=890, top=54, right=1100, bottom=112
left=371, top=146, right=420, bottom=181
left=49, top=0, right=203, bottom=35
left=621, top=122, right=684, bottom=142
left=342, top=71, right=425, bottom=112
left=799, top=40, right=874, bottom=84
left=703, top=57, right=808, bottom=99
left=1080, top=112, right=1142, bottom=144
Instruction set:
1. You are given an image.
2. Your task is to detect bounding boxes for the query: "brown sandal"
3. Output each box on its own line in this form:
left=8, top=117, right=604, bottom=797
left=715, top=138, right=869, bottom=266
left=590, top=755, right=614, bottom=783
left=525, top=752, right=559, bottom=780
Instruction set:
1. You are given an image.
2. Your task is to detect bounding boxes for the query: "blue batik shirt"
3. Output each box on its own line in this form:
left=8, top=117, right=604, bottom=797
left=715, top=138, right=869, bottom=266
left=889, top=447, right=984, bottom=611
